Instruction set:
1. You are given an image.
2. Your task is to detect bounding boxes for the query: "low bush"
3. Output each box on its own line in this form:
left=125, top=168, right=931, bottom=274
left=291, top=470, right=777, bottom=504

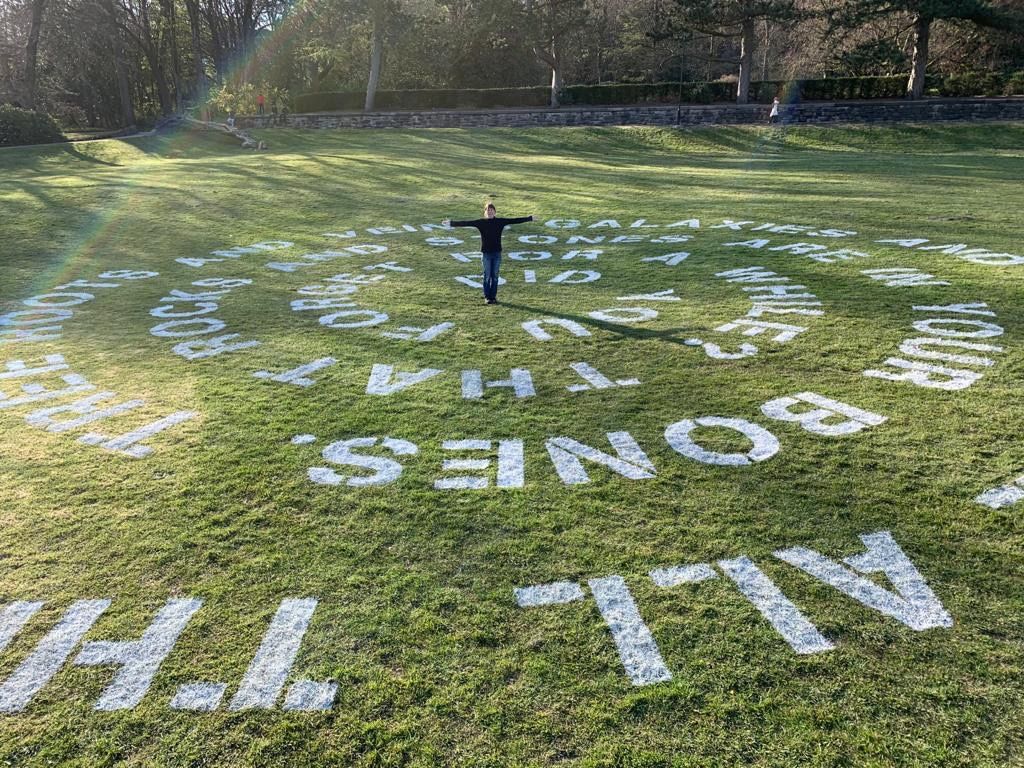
left=939, top=71, right=1006, bottom=97
left=1006, top=71, right=1024, bottom=96
left=207, top=82, right=290, bottom=117
left=0, top=105, right=64, bottom=147
left=560, top=81, right=735, bottom=105
left=47, top=102, right=90, bottom=130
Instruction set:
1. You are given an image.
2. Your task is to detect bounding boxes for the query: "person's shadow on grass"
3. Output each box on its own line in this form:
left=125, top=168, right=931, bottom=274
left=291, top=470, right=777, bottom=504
left=495, top=300, right=699, bottom=347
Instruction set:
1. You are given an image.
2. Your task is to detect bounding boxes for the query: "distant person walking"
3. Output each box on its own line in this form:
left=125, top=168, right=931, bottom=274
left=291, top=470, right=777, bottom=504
left=444, top=203, right=534, bottom=304
left=769, top=97, right=780, bottom=124
left=257, top=93, right=266, bottom=115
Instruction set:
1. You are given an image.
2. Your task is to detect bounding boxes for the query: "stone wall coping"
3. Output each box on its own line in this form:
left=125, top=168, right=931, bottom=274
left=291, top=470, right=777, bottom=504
left=286, top=96, right=1024, bottom=119
left=236, top=96, right=1024, bottom=130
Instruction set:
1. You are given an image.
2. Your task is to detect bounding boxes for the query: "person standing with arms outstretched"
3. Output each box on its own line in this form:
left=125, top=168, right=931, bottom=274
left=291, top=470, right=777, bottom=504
left=444, top=203, right=533, bottom=304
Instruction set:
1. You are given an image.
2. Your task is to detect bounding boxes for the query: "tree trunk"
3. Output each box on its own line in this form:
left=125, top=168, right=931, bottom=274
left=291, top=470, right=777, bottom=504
left=114, top=43, right=135, bottom=126
left=99, top=0, right=134, bottom=126
left=23, top=0, right=46, bottom=109
left=365, top=0, right=384, bottom=111
left=761, top=19, right=769, bottom=81
left=149, top=51, right=174, bottom=115
left=156, top=71, right=174, bottom=115
left=737, top=16, right=754, bottom=105
left=549, top=42, right=562, bottom=107
left=906, top=13, right=931, bottom=100
left=185, top=0, right=206, bottom=101
left=165, top=0, right=182, bottom=110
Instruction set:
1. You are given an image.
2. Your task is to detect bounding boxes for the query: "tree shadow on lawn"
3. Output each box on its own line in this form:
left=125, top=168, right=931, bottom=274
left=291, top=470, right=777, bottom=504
left=259, top=122, right=1024, bottom=165
left=261, top=136, right=985, bottom=210
left=253, top=152, right=897, bottom=215
left=60, top=142, right=121, bottom=167
left=0, top=138, right=136, bottom=175
left=256, top=127, right=787, bottom=171
left=792, top=123, right=1024, bottom=155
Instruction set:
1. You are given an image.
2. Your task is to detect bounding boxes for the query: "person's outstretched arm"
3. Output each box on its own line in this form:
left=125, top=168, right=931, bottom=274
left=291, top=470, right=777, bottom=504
left=444, top=218, right=482, bottom=228
left=502, top=215, right=534, bottom=225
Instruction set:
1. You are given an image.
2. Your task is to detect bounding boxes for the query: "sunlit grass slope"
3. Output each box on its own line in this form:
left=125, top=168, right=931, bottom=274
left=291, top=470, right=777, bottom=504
left=0, top=123, right=1023, bottom=767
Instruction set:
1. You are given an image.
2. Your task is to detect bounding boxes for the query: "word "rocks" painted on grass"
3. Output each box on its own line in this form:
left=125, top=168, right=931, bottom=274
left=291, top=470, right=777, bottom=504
left=149, top=278, right=260, bottom=360
left=516, top=530, right=951, bottom=686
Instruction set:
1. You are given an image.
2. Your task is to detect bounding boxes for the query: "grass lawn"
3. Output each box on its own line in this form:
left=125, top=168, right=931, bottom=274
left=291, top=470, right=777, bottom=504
left=1, top=122, right=1023, bottom=767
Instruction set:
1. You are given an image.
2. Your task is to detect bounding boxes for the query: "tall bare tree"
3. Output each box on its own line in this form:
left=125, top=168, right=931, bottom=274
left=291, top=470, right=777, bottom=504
left=22, top=0, right=46, bottom=107
left=365, top=0, right=387, bottom=109
left=667, top=0, right=800, bottom=103
left=526, top=0, right=588, bottom=106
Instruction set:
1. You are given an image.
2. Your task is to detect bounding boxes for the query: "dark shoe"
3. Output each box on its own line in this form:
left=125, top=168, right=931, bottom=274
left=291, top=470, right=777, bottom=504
left=486, top=298, right=496, bottom=304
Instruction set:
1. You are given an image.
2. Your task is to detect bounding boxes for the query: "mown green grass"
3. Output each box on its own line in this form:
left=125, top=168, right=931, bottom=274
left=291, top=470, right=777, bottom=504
left=1, top=123, right=1023, bottom=767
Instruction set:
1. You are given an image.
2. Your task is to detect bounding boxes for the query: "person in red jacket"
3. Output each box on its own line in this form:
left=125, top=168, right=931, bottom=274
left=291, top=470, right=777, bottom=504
left=256, top=93, right=266, bottom=115
left=444, top=202, right=533, bottom=304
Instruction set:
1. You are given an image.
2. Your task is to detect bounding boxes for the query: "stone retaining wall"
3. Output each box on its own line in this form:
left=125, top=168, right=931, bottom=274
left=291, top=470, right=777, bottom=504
left=239, top=97, right=1024, bottom=130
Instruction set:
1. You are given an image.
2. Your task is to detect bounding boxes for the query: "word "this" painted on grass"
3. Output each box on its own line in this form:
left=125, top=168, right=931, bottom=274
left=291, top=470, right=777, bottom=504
left=0, top=598, right=334, bottom=713
left=515, top=531, right=952, bottom=686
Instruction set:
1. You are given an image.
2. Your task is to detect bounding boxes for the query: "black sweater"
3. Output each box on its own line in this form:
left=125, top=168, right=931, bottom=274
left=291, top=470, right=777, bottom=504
left=449, top=216, right=533, bottom=253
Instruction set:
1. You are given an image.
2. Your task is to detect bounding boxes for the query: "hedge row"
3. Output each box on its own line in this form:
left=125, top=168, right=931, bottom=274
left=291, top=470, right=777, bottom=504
left=562, top=77, right=918, bottom=104
left=295, top=71, right=1024, bottom=113
left=938, top=70, right=1024, bottom=97
left=0, top=105, right=64, bottom=147
left=294, top=87, right=552, bottom=112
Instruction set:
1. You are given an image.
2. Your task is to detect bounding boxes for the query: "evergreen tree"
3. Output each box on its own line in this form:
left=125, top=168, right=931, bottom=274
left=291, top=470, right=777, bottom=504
left=830, top=0, right=1021, bottom=99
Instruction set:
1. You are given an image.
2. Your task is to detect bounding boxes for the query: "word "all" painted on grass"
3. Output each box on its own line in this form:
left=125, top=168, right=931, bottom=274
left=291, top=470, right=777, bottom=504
left=516, top=531, right=952, bottom=686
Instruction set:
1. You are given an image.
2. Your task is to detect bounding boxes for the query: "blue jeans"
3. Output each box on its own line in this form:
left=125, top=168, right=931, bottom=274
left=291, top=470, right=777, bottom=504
left=482, top=251, right=502, bottom=300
